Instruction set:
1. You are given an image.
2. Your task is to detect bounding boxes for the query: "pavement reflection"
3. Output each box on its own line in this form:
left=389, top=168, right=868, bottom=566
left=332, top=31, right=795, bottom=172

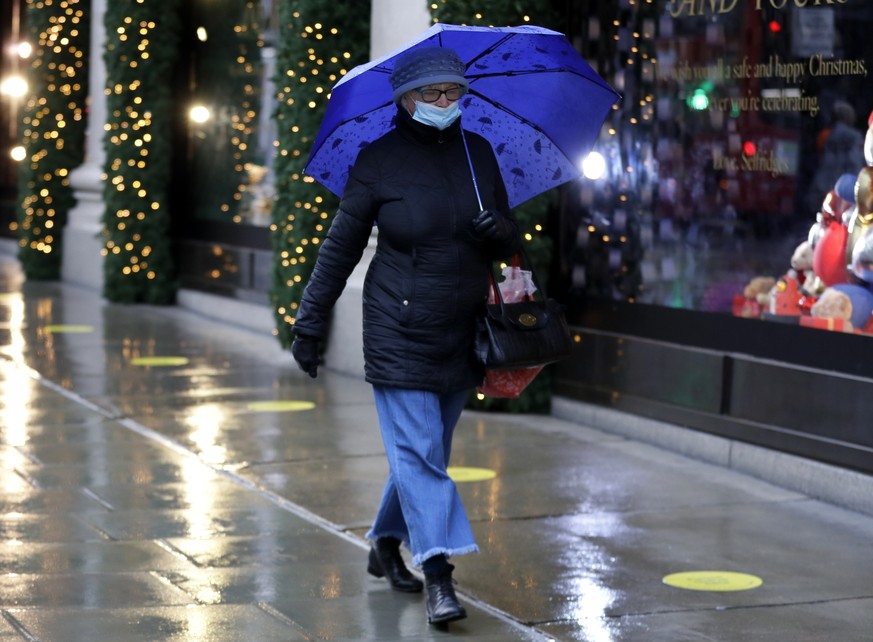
left=1, top=252, right=873, bottom=641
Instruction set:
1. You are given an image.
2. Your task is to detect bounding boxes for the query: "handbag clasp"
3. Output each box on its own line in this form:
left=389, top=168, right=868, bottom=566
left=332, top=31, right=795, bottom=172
left=518, top=312, right=538, bottom=327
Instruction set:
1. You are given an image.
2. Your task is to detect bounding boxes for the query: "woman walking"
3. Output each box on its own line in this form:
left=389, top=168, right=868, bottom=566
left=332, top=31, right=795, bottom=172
left=291, top=46, right=520, bottom=625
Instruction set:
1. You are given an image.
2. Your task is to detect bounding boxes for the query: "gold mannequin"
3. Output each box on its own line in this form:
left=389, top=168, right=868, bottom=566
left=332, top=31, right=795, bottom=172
left=847, top=166, right=873, bottom=266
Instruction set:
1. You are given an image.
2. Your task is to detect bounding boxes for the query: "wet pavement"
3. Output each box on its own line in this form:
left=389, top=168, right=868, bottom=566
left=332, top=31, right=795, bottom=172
left=1, top=250, right=872, bottom=641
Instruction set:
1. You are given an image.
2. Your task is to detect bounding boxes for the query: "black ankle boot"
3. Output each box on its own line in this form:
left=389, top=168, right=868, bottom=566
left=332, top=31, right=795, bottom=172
left=424, top=564, right=467, bottom=624
left=367, top=538, right=423, bottom=593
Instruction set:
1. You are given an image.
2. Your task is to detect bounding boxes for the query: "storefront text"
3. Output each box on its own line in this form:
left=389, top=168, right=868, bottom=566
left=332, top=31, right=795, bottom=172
left=668, top=0, right=849, bottom=18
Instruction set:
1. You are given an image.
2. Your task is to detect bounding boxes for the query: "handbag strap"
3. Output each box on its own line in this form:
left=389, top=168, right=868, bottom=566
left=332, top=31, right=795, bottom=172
left=460, top=129, right=484, bottom=212
left=462, top=131, right=547, bottom=310
left=488, top=246, right=547, bottom=310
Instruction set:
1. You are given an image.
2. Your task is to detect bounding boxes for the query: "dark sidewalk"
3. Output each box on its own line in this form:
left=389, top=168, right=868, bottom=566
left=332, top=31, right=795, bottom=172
left=1, top=251, right=872, bottom=641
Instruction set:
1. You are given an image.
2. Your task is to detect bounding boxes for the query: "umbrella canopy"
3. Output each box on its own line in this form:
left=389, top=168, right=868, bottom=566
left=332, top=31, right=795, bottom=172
left=304, top=23, right=620, bottom=208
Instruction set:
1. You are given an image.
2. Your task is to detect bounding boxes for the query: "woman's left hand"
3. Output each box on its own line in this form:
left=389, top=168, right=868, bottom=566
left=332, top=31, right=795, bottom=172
left=291, top=335, right=321, bottom=378
left=471, top=209, right=515, bottom=243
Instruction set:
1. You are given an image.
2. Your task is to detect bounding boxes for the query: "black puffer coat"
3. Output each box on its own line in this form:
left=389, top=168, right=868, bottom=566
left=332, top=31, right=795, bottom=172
left=294, top=106, right=520, bottom=392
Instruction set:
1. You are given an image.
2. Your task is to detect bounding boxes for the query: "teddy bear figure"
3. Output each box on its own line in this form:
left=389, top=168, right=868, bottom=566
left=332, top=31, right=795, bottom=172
left=745, top=276, right=776, bottom=306
left=809, top=288, right=855, bottom=333
left=790, top=240, right=816, bottom=293
left=734, top=276, right=775, bottom=318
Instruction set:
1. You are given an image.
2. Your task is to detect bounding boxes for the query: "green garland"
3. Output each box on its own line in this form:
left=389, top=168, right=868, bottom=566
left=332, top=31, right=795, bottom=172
left=270, top=1, right=370, bottom=348
left=431, top=0, right=560, bottom=29
left=432, top=0, right=562, bottom=413
left=101, top=0, right=180, bottom=303
left=16, top=0, right=90, bottom=280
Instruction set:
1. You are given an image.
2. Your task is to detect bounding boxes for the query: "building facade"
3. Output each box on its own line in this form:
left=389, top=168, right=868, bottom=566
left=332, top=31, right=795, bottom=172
left=2, top=1, right=872, bottom=472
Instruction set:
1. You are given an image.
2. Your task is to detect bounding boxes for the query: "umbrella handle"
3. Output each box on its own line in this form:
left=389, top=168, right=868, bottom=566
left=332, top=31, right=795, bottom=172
left=460, top=129, right=484, bottom=212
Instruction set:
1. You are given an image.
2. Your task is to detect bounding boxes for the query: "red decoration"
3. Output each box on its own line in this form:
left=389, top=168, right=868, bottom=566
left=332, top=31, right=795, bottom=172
left=732, top=294, right=762, bottom=318
left=814, top=221, right=849, bottom=286
left=799, top=317, right=851, bottom=332
left=770, top=273, right=802, bottom=315
left=798, top=295, right=817, bottom=315
left=821, top=190, right=852, bottom=224
left=478, top=366, right=544, bottom=398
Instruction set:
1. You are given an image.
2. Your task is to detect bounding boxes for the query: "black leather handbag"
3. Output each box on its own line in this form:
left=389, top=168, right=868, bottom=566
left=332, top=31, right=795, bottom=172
left=474, top=252, right=573, bottom=370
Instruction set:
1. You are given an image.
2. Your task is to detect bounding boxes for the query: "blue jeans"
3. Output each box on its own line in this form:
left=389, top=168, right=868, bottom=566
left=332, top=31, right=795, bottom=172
left=366, top=386, right=479, bottom=568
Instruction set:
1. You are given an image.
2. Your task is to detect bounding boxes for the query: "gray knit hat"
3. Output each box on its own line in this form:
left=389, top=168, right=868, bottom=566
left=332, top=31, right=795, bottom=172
left=389, top=46, right=468, bottom=105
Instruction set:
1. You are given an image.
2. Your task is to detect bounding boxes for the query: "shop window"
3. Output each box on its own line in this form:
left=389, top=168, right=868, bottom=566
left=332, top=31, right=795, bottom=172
left=562, top=1, right=873, bottom=336
left=181, top=0, right=278, bottom=231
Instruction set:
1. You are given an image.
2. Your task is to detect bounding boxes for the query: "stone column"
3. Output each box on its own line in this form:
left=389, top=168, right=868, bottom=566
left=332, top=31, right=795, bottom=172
left=322, top=0, right=429, bottom=377
left=370, top=0, right=430, bottom=59
left=62, top=0, right=107, bottom=289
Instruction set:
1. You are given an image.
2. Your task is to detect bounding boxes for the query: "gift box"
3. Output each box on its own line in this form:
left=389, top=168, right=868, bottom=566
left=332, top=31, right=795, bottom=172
left=769, top=273, right=802, bottom=316
left=799, top=316, right=852, bottom=332
left=732, top=295, right=762, bottom=318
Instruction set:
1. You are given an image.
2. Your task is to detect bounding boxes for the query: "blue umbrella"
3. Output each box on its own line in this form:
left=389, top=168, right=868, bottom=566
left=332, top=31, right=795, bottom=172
left=304, top=23, right=621, bottom=208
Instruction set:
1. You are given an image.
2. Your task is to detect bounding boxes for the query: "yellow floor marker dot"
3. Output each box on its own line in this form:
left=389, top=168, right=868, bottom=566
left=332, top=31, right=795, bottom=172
left=663, top=571, right=763, bottom=592
left=447, top=466, right=497, bottom=482
left=247, top=400, right=316, bottom=412
left=45, top=325, right=94, bottom=333
left=130, top=356, right=190, bottom=367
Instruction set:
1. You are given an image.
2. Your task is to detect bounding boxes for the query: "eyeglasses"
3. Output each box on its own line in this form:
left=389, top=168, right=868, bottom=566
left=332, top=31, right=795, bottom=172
left=416, top=86, right=463, bottom=103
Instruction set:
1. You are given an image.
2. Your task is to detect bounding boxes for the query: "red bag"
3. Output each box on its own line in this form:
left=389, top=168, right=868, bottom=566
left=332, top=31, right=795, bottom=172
left=478, top=365, right=544, bottom=398
left=477, top=259, right=545, bottom=398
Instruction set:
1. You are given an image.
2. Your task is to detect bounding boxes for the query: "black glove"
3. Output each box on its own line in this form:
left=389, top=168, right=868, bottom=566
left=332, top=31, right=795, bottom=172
left=472, top=209, right=515, bottom=243
left=291, top=334, right=321, bottom=378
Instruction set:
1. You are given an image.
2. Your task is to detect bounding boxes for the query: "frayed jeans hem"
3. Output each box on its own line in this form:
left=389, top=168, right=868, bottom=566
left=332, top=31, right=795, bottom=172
left=413, top=544, right=479, bottom=569
left=365, top=529, right=410, bottom=548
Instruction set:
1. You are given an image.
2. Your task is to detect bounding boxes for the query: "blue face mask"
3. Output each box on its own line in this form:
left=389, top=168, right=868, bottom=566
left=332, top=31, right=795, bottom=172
left=412, top=101, right=461, bottom=130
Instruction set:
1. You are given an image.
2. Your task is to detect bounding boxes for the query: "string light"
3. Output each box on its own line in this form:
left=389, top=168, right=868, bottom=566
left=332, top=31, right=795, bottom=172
left=574, top=1, right=651, bottom=303
left=0, top=75, right=28, bottom=97
left=101, top=0, right=177, bottom=302
left=270, top=3, right=368, bottom=347
left=222, top=1, right=261, bottom=225
left=16, top=0, right=89, bottom=279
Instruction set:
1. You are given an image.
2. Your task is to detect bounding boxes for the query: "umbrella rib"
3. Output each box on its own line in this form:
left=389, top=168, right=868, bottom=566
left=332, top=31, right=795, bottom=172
left=466, top=88, right=554, bottom=137
left=468, top=68, right=572, bottom=77
left=307, top=101, right=394, bottom=162
left=461, top=33, right=516, bottom=70
left=323, top=101, right=394, bottom=132
left=466, top=68, right=615, bottom=92
left=455, top=32, right=614, bottom=91
left=465, top=88, right=581, bottom=162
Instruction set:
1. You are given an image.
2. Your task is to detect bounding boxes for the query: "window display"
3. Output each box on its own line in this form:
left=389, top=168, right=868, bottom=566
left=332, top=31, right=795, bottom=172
left=183, top=0, right=278, bottom=228
left=563, top=0, right=873, bottom=336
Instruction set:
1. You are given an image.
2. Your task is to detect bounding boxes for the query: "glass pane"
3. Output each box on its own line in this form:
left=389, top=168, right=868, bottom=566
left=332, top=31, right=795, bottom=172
left=564, top=2, right=873, bottom=330
left=185, top=0, right=278, bottom=227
